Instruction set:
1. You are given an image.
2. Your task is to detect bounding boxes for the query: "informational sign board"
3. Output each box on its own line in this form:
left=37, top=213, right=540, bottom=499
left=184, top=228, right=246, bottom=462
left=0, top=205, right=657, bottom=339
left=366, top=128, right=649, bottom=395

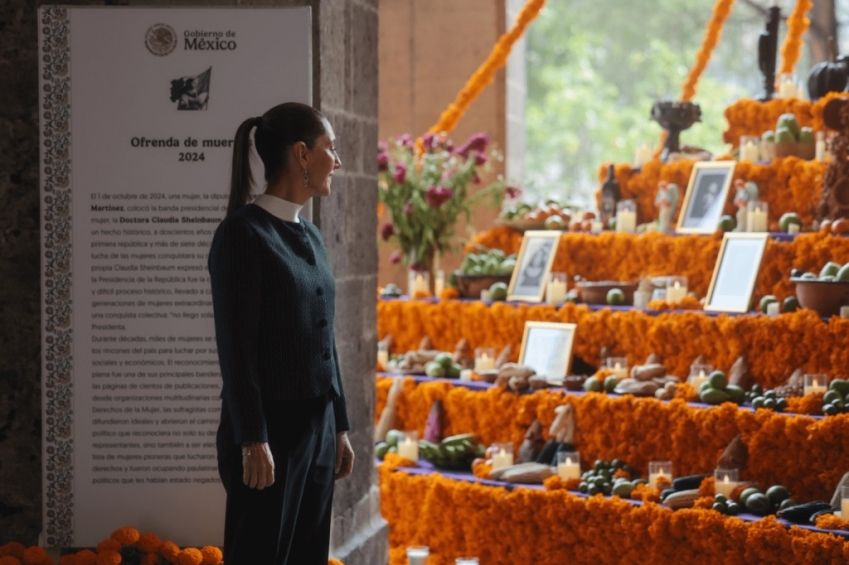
left=39, top=6, right=311, bottom=547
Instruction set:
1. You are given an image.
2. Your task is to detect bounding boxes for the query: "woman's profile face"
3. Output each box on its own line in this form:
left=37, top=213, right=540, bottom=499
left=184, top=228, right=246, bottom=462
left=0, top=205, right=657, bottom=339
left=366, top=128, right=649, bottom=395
left=306, top=120, right=342, bottom=197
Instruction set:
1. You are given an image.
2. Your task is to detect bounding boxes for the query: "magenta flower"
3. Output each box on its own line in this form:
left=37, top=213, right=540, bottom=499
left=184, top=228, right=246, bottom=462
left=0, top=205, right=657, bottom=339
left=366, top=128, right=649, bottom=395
left=380, top=222, right=395, bottom=241
left=472, top=172, right=481, bottom=185
left=378, top=141, right=389, bottom=153
left=403, top=201, right=414, bottom=216
left=397, top=134, right=414, bottom=149
left=457, top=132, right=490, bottom=157
left=506, top=185, right=523, bottom=199
left=473, top=151, right=487, bottom=166
left=393, top=163, right=407, bottom=184
left=389, top=250, right=402, bottom=264
left=422, top=133, right=437, bottom=152
left=377, top=151, right=389, bottom=171
left=425, top=185, right=453, bottom=208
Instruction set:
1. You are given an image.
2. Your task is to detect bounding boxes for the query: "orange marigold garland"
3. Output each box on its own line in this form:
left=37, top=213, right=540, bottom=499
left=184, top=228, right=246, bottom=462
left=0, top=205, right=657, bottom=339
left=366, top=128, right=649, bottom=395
left=0, top=558, right=21, bottom=565
left=111, top=526, right=140, bottom=546
left=420, top=0, right=546, bottom=149
left=778, top=0, right=814, bottom=75
left=21, top=547, right=50, bottom=565
left=176, top=548, right=203, bottom=565
left=0, top=543, right=26, bottom=559
left=680, top=0, right=737, bottom=102
left=95, top=540, right=121, bottom=555
left=95, top=551, right=121, bottom=565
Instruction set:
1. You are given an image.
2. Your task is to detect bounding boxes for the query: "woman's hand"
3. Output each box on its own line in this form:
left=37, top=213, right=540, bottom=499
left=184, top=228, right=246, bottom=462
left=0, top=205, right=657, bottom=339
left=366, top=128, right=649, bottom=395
left=242, top=442, right=275, bottom=489
left=335, top=432, right=355, bottom=480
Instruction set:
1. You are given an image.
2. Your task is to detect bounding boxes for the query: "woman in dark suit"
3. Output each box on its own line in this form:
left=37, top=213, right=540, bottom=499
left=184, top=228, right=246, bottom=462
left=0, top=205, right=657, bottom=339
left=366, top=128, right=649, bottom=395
left=208, top=102, right=354, bottom=565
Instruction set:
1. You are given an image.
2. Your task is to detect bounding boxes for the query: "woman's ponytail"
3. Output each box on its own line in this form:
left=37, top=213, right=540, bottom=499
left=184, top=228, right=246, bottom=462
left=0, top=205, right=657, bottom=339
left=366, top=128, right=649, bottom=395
left=227, top=117, right=260, bottom=215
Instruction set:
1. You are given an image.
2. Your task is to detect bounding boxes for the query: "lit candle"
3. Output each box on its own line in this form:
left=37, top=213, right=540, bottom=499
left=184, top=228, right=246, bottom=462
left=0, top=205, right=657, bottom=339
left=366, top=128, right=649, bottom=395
left=690, top=369, right=708, bottom=389
left=714, top=469, right=738, bottom=497
left=557, top=452, right=581, bottom=480
left=406, top=546, right=430, bottom=565
left=804, top=374, right=828, bottom=396
left=492, top=447, right=514, bottom=469
left=434, top=270, right=445, bottom=297
left=742, top=141, right=759, bottom=162
left=816, top=139, right=826, bottom=162
left=377, top=348, right=389, bottom=371
left=476, top=353, right=494, bottom=371
left=607, top=357, right=628, bottom=380
left=747, top=202, right=768, bottom=232
left=616, top=209, right=637, bottom=233
left=649, top=461, right=673, bottom=489
left=666, top=281, right=687, bottom=304
left=546, top=273, right=567, bottom=304
left=397, top=437, right=419, bottom=462
left=413, top=274, right=427, bottom=294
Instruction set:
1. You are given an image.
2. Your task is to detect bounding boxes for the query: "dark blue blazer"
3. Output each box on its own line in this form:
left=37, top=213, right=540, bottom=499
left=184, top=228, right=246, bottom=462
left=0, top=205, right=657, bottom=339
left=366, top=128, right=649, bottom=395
left=208, top=204, right=349, bottom=445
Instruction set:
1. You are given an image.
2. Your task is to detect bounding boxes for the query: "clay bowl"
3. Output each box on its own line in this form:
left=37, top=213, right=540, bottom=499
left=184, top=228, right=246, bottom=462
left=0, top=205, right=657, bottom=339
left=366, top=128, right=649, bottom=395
left=774, top=142, right=815, bottom=160
left=455, top=272, right=512, bottom=299
left=791, top=277, right=849, bottom=317
left=576, top=280, right=638, bottom=305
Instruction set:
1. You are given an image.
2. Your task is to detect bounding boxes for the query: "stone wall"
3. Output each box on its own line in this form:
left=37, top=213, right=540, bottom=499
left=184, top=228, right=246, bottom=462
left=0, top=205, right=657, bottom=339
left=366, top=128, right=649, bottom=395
left=0, top=1, right=385, bottom=562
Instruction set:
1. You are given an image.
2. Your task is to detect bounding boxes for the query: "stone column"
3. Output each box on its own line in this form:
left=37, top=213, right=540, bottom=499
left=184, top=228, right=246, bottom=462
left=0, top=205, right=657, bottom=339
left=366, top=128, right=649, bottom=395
left=0, top=1, right=385, bottom=561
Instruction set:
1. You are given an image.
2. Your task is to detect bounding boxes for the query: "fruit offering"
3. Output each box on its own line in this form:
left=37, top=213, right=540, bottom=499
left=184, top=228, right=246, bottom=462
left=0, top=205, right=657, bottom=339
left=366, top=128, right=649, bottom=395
left=737, top=484, right=795, bottom=517
left=458, top=247, right=517, bottom=277
left=711, top=494, right=741, bottom=516
left=792, top=261, right=849, bottom=282
left=776, top=113, right=814, bottom=144
left=745, top=385, right=788, bottom=412
left=419, top=433, right=486, bottom=470
left=499, top=201, right=572, bottom=228
left=380, top=283, right=403, bottom=298
left=576, top=459, right=642, bottom=497
left=698, top=370, right=746, bottom=406
left=821, top=379, right=849, bottom=416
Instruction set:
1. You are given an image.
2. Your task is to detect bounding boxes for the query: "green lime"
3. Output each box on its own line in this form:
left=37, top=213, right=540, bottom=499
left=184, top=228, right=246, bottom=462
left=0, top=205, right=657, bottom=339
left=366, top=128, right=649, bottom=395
left=583, top=377, right=603, bottom=393
left=603, top=375, right=620, bottom=393
left=606, top=288, right=625, bottom=305
left=779, top=498, right=797, bottom=510
left=766, top=485, right=791, bottom=505
left=759, top=295, right=778, bottom=314
left=779, top=213, right=802, bottom=233
left=708, top=370, right=728, bottom=390
left=823, top=390, right=843, bottom=405
left=578, top=482, right=588, bottom=493
left=830, top=379, right=849, bottom=395
left=425, top=361, right=446, bottom=378
left=782, top=296, right=799, bottom=313
left=718, top=215, right=735, bottom=232
left=752, top=396, right=765, bottom=409
left=715, top=494, right=728, bottom=504
left=434, top=352, right=454, bottom=370
left=712, top=502, right=727, bottom=512
left=725, top=502, right=740, bottom=515
left=745, top=493, right=774, bottom=516
left=447, top=363, right=462, bottom=379
left=800, top=272, right=817, bottom=280
left=700, top=387, right=731, bottom=405
left=385, top=429, right=404, bottom=447
left=739, top=487, right=762, bottom=507
left=837, top=264, right=849, bottom=282
left=820, top=261, right=841, bottom=278
left=489, top=282, right=508, bottom=301
left=375, top=441, right=390, bottom=459
left=726, top=384, right=746, bottom=404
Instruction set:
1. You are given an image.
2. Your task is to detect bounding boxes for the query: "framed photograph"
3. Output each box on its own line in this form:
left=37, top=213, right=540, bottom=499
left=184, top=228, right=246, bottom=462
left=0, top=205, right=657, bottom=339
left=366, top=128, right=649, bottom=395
left=518, top=321, right=577, bottom=379
left=704, top=233, right=769, bottom=313
left=507, top=230, right=561, bottom=302
left=676, top=161, right=736, bottom=234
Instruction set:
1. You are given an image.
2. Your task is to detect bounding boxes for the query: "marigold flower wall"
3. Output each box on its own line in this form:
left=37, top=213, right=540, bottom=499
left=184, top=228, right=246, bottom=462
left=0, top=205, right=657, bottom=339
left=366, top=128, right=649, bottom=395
left=378, top=300, right=849, bottom=388
left=379, top=455, right=849, bottom=565
left=375, top=377, right=849, bottom=504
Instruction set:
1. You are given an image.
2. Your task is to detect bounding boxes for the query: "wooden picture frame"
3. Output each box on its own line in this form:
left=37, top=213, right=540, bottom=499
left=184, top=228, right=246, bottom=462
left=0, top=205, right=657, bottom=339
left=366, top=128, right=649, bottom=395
left=704, top=233, right=769, bottom=313
left=518, top=321, right=577, bottom=379
left=507, top=230, right=561, bottom=302
left=676, top=161, right=736, bottom=234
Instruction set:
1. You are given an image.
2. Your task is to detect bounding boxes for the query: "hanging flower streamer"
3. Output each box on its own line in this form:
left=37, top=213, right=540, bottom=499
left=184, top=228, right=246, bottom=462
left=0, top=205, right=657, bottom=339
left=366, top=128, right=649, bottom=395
left=779, top=0, right=814, bottom=75
left=416, top=0, right=546, bottom=154
left=681, top=0, right=737, bottom=101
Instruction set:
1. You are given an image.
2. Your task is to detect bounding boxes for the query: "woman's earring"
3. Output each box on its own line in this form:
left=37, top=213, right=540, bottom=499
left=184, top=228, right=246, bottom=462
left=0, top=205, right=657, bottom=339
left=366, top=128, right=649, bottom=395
left=303, top=169, right=309, bottom=187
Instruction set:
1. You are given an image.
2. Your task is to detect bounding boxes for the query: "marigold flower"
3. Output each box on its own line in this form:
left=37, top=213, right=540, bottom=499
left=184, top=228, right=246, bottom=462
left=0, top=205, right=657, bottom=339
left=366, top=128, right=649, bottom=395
left=95, top=551, right=120, bottom=565
left=176, top=549, right=202, bottom=565
left=0, top=558, right=22, bottom=565
left=198, top=547, right=222, bottom=565
left=58, top=556, right=76, bottom=565
left=95, top=540, right=121, bottom=555
left=140, top=555, right=160, bottom=565
left=72, top=550, right=97, bottom=565
left=0, top=543, right=25, bottom=559
left=111, top=527, right=140, bottom=546
left=158, top=542, right=180, bottom=564
left=21, top=547, right=50, bottom=565
left=136, top=534, right=162, bottom=554
left=328, top=560, right=344, bottom=565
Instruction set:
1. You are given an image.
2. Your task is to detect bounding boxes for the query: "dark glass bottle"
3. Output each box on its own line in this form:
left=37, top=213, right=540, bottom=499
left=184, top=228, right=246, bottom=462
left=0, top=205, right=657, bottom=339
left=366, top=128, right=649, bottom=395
left=600, top=164, right=620, bottom=227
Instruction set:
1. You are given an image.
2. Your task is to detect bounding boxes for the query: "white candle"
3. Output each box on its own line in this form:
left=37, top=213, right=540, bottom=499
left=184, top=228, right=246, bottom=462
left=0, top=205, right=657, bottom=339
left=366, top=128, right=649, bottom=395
left=742, top=141, right=759, bottom=162
left=842, top=499, right=849, bottom=519
left=714, top=475, right=738, bottom=497
left=590, top=220, right=604, bottom=233
left=434, top=270, right=445, bottom=297
left=611, top=362, right=628, bottom=380
left=377, top=349, right=389, bottom=371
left=748, top=208, right=768, bottom=232
left=766, top=302, right=780, bottom=316
left=816, top=139, right=826, bottom=161
left=546, top=279, right=567, bottom=303
left=412, top=274, right=429, bottom=295
left=557, top=457, right=581, bottom=480
left=666, top=281, right=687, bottom=304
left=649, top=470, right=668, bottom=489
left=407, top=547, right=430, bottom=565
left=804, top=378, right=827, bottom=396
left=760, top=139, right=775, bottom=162
left=397, top=437, right=419, bottom=462
left=690, top=369, right=707, bottom=389
left=616, top=209, right=637, bottom=233
left=492, top=448, right=514, bottom=470
left=788, top=223, right=800, bottom=234
left=459, top=369, right=473, bottom=382
left=475, top=353, right=495, bottom=372
left=840, top=306, right=849, bottom=320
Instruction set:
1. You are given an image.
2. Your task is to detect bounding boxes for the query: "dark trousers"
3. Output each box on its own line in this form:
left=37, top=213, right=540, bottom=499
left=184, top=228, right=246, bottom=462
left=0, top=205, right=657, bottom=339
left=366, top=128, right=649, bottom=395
left=217, top=395, right=336, bottom=565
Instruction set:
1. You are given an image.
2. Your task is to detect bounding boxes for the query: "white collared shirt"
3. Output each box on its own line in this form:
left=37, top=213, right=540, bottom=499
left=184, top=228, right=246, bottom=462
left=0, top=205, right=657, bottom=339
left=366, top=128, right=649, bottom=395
left=253, top=193, right=303, bottom=223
